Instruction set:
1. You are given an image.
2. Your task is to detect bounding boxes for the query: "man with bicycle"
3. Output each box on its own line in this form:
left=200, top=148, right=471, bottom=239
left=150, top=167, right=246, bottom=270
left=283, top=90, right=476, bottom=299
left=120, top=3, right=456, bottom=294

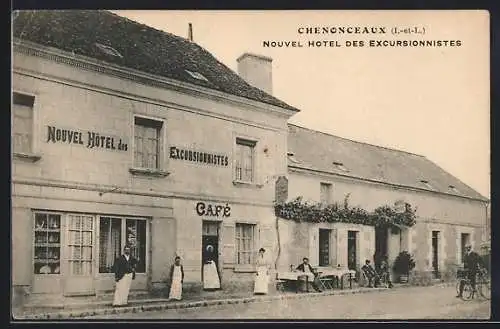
left=456, top=244, right=482, bottom=298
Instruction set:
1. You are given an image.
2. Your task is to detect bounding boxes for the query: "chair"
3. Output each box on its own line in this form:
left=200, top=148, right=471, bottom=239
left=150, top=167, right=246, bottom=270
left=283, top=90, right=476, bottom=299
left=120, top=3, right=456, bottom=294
left=319, top=275, right=335, bottom=290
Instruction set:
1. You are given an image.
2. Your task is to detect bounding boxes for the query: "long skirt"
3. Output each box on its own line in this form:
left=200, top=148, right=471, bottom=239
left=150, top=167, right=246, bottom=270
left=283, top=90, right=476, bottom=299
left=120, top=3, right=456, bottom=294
left=113, top=273, right=133, bottom=306
left=169, top=266, right=183, bottom=300
left=203, top=261, right=220, bottom=290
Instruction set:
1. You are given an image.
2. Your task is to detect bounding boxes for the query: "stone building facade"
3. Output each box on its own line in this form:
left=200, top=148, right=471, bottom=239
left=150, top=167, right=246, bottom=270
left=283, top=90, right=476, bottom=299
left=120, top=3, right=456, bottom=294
left=12, top=10, right=297, bottom=305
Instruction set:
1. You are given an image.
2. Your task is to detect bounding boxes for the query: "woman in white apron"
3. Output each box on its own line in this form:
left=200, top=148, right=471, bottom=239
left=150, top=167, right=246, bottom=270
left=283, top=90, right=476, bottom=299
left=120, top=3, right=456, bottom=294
left=203, top=245, right=220, bottom=290
left=168, top=256, right=184, bottom=300
left=254, top=248, right=269, bottom=295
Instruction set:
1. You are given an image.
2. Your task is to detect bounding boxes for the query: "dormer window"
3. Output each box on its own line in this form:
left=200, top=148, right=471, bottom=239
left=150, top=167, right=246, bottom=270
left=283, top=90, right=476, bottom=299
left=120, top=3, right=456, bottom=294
left=94, top=43, right=123, bottom=58
left=333, top=161, right=348, bottom=172
left=448, top=185, right=459, bottom=193
left=287, top=152, right=301, bottom=164
left=420, top=179, right=434, bottom=190
left=185, top=69, right=209, bottom=82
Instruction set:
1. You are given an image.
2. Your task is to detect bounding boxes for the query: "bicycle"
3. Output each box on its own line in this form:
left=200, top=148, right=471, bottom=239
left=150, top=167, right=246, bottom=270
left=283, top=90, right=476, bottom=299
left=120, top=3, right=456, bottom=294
left=476, top=267, right=491, bottom=300
left=456, top=267, right=490, bottom=301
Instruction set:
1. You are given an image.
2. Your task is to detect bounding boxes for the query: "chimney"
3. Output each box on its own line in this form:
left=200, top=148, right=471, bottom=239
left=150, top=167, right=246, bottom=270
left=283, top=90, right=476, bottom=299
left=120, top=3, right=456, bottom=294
left=236, top=53, right=273, bottom=95
left=188, top=23, right=193, bottom=41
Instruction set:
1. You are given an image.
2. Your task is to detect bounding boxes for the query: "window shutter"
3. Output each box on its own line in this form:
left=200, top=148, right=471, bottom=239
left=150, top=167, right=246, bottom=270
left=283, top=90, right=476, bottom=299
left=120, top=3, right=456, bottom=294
left=222, top=223, right=235, bottom=267
left=331, top=228, right=338, bottom=266
left=309, top=226, right=318, bottom=265
left=259, top=224, right=274, bottom=252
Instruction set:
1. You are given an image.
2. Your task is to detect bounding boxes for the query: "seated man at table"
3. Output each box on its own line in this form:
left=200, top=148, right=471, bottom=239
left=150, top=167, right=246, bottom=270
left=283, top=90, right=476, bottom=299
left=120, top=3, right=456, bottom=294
left=361, top=259, right=379, bottom=288
left=296, top=257, right=323, bottom=292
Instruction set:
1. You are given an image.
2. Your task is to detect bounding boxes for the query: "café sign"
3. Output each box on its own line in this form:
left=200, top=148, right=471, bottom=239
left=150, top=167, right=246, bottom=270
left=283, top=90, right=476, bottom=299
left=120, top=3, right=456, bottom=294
left=195, top=201, right=231, bottom=218
left=46, top=125, right=128, bottom=151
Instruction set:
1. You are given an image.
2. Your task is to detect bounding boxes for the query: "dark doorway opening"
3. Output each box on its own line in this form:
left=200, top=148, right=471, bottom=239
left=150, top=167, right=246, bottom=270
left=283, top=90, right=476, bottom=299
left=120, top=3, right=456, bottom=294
left=375, top=227, right=389, bottom=271
left=432, top=231, right=440, bottom=279
left=347, top=231, right=358, bottom=271
left=202, top=221, right=220, bottom=282
left=319, top=229, right=331, bottom=266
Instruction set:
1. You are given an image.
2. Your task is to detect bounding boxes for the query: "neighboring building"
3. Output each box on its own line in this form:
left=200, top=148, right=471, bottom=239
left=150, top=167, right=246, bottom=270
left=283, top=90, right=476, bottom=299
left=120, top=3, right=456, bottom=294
left=12, top=10, right=298, bottom=306
left=277, top=125, right=489, bottom=279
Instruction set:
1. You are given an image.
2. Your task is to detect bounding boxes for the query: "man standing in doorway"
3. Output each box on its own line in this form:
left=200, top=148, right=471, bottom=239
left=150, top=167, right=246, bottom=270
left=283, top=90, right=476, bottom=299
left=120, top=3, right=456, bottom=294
left=456, top=244, right=481, bottom=298
left=113, top=245, right=137, bottom=306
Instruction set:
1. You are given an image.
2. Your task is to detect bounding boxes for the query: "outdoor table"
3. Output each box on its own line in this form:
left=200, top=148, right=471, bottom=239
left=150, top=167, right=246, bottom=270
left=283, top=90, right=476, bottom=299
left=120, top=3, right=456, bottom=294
left=315, top=267, right=357, bottom=289
left=277, top=271, right=315, bottom=293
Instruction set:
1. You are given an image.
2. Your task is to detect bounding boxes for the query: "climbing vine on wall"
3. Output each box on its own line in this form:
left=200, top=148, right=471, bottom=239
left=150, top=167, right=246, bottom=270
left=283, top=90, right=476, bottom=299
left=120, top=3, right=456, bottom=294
left=274, top=194, right=417, bottom=229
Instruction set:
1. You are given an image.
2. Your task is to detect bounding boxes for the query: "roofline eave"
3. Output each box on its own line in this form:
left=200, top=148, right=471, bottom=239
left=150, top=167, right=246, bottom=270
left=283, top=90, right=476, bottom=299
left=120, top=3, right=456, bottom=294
left=13, top=39, right=300, bottom=119
left=288, top=165, right=489, bottom=203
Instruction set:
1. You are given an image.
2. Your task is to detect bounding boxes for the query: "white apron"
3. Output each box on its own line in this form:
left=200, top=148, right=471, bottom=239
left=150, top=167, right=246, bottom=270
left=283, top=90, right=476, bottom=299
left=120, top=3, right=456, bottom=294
left=113, top=273, right=133, bottom=306
left=203, top=260, right=220, bottom=290
left=254, top=266, right=269, bottom=294
left=169, top=265, right=183, bottom=300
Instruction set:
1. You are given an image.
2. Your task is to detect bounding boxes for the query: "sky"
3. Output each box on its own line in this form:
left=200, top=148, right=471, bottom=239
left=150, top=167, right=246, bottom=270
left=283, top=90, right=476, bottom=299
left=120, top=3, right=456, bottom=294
left=114, top=10, right=490, bottom=198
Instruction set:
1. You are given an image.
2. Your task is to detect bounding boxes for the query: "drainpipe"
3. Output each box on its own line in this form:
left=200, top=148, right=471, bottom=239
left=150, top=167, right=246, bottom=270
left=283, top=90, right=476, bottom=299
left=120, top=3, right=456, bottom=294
left=275, top=215, right=281, bottom=270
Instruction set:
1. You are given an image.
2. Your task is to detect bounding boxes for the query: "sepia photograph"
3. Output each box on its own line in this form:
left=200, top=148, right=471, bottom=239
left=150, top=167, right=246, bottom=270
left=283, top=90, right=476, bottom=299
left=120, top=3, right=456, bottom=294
left=11, top=9, right=490, bottom=320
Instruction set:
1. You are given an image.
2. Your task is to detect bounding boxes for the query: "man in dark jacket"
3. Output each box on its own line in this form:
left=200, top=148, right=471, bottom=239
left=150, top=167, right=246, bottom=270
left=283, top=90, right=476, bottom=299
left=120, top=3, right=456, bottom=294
left=361, top=259, right=378, bottom=288
left=296, top=257, right=323, bottom=292
left=457, top=245, right=482, bottom=298
left=112, top=245, right=137, bottom=306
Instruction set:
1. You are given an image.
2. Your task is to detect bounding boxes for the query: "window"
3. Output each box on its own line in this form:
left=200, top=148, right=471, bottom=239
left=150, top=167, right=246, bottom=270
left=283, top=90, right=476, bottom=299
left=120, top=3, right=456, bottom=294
left=185, top=69, right=209, bottom=82
left=333, top=161, right=349, bottom=172
left=319, top=229, right=331, bottom=266
left=287, top=151, right=301, bottom=164
left=34, top=213, right=61, bottom=275
left=99, top=217, right=147, bottom=273
left=99, top=217, right=121, bottom=273
left=235, top=223, right=255, bottom=265
left=94, top=43, right=123, bottom=58
left=420, top=180, right=434, bottom=190
left=460, top=233, right=471, bottom=263
left=12, top=92, right=35, bottom=154
left=68, top=214, right=94, bottom=276
left=235, top=138, right=256, bottom=183
left=448, top=185, right=459, bottom=194
left=134, top=116, right=163, bottom=169
left=320, top=183, right=332, bottom=205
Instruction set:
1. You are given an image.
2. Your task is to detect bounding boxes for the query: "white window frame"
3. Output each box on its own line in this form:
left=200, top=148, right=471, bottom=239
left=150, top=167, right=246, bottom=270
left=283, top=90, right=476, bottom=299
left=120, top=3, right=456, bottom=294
left=97, top=215, right=149, bottom=275
left=130, top=114, right=169, bottom=177
left=233, top=133, right=260, bottom=187
left=235, top=222, right=257, bottom=266
left=32, top=211, right=63, bottom=276
left=66, top=213, right=96, bottom=277
left=12, top=89, right=41, bottom=162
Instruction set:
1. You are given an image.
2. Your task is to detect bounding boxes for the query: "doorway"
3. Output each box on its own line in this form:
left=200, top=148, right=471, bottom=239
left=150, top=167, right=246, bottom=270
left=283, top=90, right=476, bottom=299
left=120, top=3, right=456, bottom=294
left=375, top=227, right=389, bottom=271
left=347, top=231, right=358, bottom=271
left=202, top=221, right=220, bottom=280
left=318, top=229, right=331, bottom=266
left=64, top=214, right=95, bottom=296
left=431, top=231, right=440, bottom=279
